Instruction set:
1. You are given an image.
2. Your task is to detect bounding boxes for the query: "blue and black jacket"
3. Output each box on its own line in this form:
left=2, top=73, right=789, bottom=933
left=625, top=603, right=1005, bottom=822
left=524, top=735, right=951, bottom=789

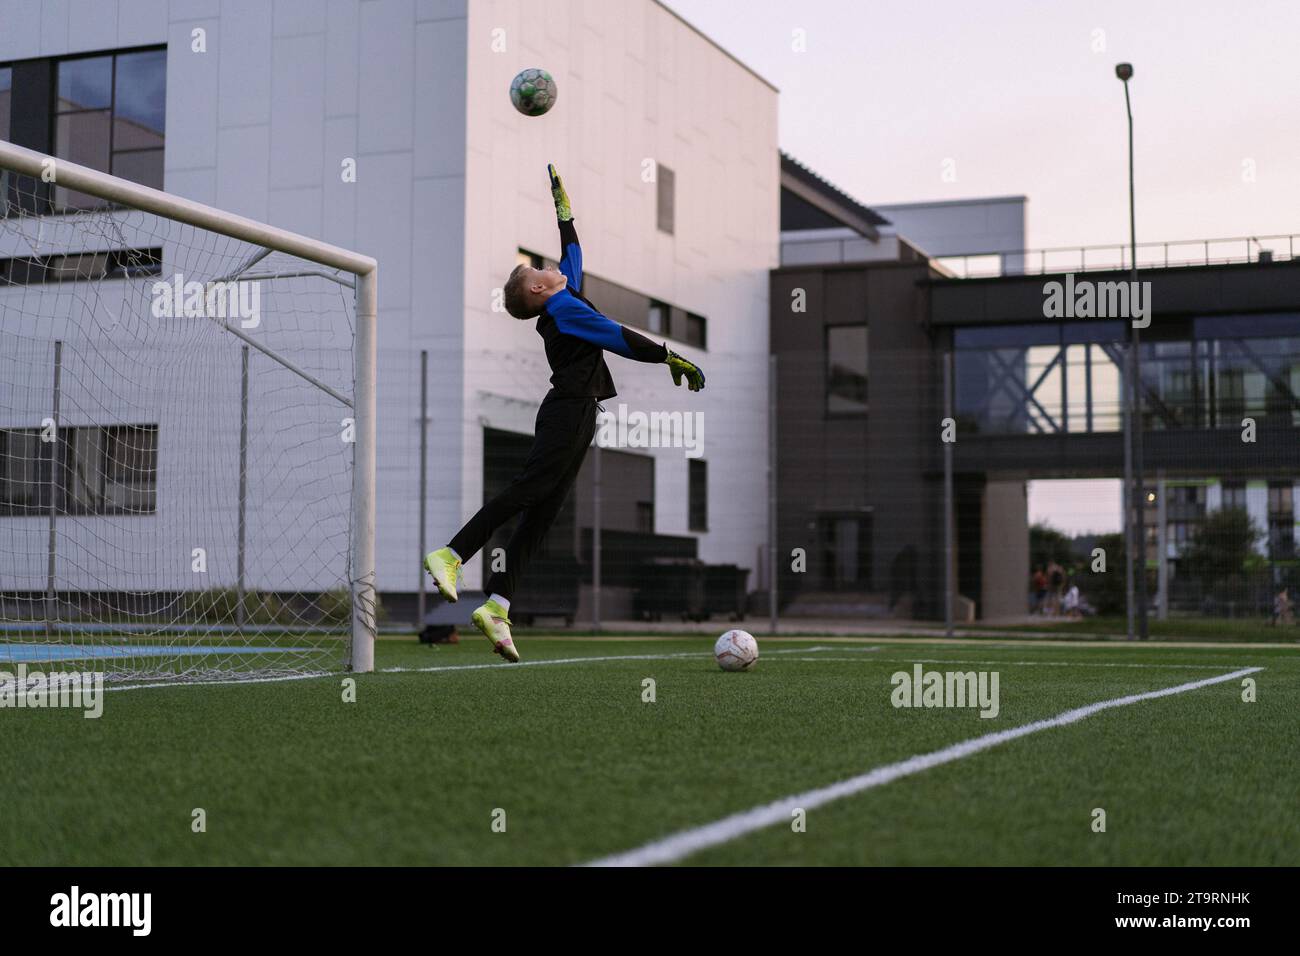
left=537, top=219, right=667, bottom=399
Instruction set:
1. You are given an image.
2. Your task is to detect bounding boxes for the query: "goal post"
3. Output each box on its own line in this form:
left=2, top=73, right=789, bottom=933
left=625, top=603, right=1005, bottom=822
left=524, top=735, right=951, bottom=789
left=0, top=139, right=377, bottom=678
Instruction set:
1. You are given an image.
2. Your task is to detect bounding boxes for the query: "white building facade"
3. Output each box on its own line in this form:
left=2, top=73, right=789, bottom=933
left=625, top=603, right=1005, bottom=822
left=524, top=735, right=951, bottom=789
left=0, top=0, right=779, bottom=610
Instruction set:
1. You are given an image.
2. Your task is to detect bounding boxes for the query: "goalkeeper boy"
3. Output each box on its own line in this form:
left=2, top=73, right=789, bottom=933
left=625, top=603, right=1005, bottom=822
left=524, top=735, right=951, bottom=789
left=423, top=164, right=706, bottom=662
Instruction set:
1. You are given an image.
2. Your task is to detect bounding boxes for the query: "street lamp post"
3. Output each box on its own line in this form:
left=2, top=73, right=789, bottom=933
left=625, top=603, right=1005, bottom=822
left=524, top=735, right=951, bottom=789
left=1116, top=62, right=1149, bottom=640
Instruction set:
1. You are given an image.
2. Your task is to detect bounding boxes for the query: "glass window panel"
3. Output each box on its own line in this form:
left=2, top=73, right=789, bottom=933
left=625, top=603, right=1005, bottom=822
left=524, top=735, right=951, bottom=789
left=1, top=429, right=48, bottom=512
left=112, top=49, right=167, bottom=137
left=685, top=313, right=706, bottom=349
left=827, top=325, right=868, bottom=414
left=111, top=148, right=164, bottom=190
left=1064, top=344, right=1090, bottom=432
left=647, top=301, right=667, bottom=335
left=55, top=109, right=112, bottom=169
left=113, top=115, right=165, bottom=151
left=688, top=459, right=707, bottom=531
left=57, top=56, right=113, bottom=111
left=1088, top=343, right=1123, bottom=431
left=1062, top=319, right=1125, bottom=345
left=1024, top=344, right=1062, bottom=433
left=48, top=252, right=109, bottom=281
left=102, top=425, right=158, bottom=513
left=656, top=165, right=674, bottom=234
left=1195, top=313, right=1300, bottom=340
left=54, top=111, right=112, bottom=210
left=955, top=323, right=1058, bottom=349
left=0, top=67, right=11, bottom=141
left=1140, top=339, right=1194, bottom=429
left=61, top=426, right=105, bottom=514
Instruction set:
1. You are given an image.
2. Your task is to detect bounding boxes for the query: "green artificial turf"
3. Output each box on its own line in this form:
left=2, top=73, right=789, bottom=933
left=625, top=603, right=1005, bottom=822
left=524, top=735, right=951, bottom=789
left=1, top=637, right=1294, bottom=866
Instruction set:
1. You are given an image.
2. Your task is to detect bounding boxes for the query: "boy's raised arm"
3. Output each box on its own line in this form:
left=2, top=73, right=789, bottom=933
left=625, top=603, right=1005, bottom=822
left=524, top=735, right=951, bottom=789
left=544, top=163, right=705, bottom=392
left=549, top=164, right=582, bottom=292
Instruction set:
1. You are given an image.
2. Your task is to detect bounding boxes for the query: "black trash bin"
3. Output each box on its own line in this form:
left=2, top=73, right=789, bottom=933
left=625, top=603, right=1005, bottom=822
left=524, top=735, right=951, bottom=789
left=634, top=558, right=706, bottom=621
left=704, top=564, right=750, bottom=621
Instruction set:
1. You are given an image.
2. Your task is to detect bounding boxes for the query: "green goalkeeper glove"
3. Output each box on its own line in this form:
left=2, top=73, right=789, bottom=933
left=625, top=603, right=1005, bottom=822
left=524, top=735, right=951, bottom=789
left=548, top=163, right=572, bottom=221
left=665, top=347, right=706, bottom=392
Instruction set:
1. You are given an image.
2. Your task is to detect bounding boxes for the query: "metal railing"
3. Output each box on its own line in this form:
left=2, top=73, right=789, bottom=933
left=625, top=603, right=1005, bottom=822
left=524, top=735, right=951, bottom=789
left=935, top=233, right=1299, bottom=279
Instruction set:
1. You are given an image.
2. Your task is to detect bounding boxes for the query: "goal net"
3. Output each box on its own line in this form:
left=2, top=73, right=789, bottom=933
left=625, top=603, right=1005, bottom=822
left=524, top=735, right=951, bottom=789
left=0, top=141, right=377, bottom=683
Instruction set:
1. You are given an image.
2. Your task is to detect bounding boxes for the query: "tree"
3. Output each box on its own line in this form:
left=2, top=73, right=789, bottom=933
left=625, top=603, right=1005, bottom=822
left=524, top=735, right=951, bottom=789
left=1087, top=531, right=1128, bottom=615
left=1030, top=522, right=1076, bottom=572
left=1181, top=507, right=1265, bottom=609
left=1182, top=507, right=1262, bottom=581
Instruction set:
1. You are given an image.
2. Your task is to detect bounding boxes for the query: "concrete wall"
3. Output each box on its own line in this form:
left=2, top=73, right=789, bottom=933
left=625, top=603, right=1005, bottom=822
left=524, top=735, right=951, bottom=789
left=0, top=0, right=778, bottom=601
left=873, top=196, right=1026, bottom=271
left=980, top=479, right=1028, bottom=620
left=770, top=261, right=945, bottom=613
left=458, top=0, right=779, bottom=589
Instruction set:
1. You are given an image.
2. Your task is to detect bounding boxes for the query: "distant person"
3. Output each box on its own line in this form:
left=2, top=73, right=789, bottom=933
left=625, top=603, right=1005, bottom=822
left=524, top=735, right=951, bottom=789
left=889, top=545, right=918, bottom=613
left=1062, top=580, right=1081, bottom=619
left=1031, top=566, right=1048, bottom=614
left=1273, top=587, right=1294, bottom=626
left=1046, top=561, right=1065, bottom=616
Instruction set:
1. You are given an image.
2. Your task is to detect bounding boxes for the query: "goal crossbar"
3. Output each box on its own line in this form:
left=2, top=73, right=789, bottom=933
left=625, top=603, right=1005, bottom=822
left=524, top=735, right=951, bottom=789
left=0, top=139, right=379, bottom=673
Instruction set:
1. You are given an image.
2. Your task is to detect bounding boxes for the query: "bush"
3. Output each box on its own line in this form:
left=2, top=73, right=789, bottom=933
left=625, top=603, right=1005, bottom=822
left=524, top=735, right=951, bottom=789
left=185, top=588, right=286, bottom=625
left=312, top=588, right=387, bottom=625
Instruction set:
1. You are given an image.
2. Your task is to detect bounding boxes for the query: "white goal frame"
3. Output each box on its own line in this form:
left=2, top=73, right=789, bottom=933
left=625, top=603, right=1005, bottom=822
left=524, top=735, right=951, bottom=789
left=0, top=140, right=378, bottom=673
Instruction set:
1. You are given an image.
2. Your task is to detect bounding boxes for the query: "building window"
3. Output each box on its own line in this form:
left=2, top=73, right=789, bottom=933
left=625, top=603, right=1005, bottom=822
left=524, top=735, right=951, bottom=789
left=688, top=459, right=707, bottom=531
left=1170, top=484, right=1206, bottom=507
left=647, top=300, right=668, bottom=335
left=826, top=324, right=868, bottom=414
left=1220, top=481, right=1247, bottom=511
left=0, top=247, right=161, bottom=284
left=656, top=164, right=674, bottom=235
left=516, top=248, right=543, bottom=270
left=0, top=429, right=44, bottom=513
left=53, top=48, right=166, bottom=210
left=0, top=424, right=158, bottom=516
left=0, top=67, right=11, bottom=140
left=1268, top=482, right=1294, bottom=561
left=685, top=312, right=707, bottom=349
left=818, top=515, right=872, bottom=589
left=636, top=501, right=654, bottom=533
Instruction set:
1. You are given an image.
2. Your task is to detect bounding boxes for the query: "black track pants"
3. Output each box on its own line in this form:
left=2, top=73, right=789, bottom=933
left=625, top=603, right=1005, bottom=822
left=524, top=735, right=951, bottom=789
left=449, top=391, right=598, bottom=602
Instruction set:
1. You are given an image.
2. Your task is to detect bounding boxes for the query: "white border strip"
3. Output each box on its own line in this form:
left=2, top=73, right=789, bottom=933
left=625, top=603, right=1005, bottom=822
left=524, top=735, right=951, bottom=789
left=583, top=666, right=1263, bottom=867
left=381, top=652, right=706, bottom=674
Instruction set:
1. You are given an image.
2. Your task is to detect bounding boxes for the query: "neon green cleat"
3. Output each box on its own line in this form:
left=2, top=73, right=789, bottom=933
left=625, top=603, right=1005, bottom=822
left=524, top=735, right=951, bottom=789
left=423, top=547, right=462, bottom=603
left=471, top=599, right=519, bottom=663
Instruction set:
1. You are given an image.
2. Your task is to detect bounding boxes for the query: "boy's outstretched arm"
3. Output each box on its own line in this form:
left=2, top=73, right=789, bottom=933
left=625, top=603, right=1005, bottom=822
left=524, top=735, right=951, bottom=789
left=549, top=164, right=582, bottom=293
left=547, top=293, right=706, bottom=392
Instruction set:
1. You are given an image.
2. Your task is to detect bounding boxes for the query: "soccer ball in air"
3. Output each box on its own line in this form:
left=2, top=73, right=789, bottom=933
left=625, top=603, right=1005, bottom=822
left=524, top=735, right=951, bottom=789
left=714, top=630, right=758, bottom=672
left=509, top=68, right=558, bottom=116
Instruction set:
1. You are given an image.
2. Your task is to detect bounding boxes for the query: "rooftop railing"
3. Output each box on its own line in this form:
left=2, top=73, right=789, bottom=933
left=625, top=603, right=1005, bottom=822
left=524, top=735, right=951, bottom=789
left=934, top=233, right=1299, bottom=279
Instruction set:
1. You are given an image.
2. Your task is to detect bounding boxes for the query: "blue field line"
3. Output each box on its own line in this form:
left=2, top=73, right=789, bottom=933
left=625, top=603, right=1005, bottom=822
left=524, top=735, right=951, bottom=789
left=0, top=644, right=314, bottom=662
left=0, top=622, right=338, bottom=635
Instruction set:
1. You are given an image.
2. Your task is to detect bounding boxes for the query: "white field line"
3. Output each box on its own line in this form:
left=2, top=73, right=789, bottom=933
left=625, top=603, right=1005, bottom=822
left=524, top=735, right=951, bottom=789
left=88, top=652, right=708, bottom=692
left=54, top=648, right=852, bottom=692
left=381, top=651, right=708, bottom=674
left=103, top=671, right=330, bottom=693
left=835, top=656, right=1257, bottom=670
left=582, top=665, right=1263, bottom=868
